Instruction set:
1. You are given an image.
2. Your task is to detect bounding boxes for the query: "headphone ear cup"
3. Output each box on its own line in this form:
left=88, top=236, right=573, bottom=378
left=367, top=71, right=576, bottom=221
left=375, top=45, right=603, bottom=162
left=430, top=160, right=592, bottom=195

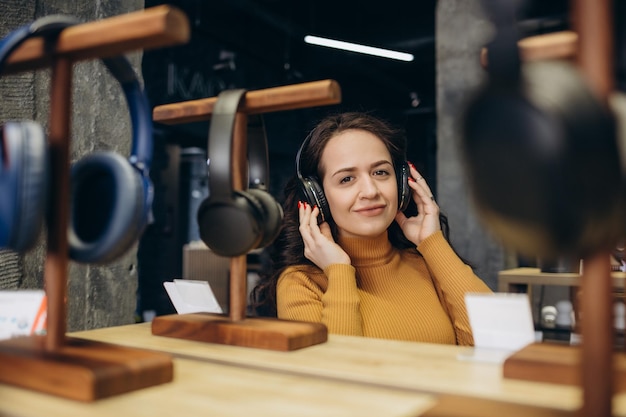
left=299, top=176, right=330, bottom=223
left=463, top=61, right=622, bottom=258
left=0, top=122, right=48, bottom=251
left=397, top=162, right=411, bottom=212
left=69, top=152, right=146, bottom=263
left=247, top=188, right=283, bottom=248
left=197, top=190, right=265, bottom=257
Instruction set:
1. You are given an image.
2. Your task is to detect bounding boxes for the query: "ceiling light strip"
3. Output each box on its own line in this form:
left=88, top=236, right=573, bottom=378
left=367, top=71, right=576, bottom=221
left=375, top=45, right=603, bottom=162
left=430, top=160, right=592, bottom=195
left=304, top=35, right=414, bottom=62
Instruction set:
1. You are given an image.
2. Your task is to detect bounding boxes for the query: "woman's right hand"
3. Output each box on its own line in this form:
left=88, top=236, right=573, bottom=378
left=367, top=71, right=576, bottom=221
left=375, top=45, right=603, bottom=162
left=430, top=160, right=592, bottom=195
left=299, top=201, right=351, bottom=270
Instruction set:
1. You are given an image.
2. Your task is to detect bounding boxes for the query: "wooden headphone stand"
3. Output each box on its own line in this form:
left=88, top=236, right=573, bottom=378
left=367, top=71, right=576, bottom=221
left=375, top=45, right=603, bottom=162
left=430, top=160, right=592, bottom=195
left=150, top=80, right=341, bottom=351
left=481, top=0, right=619, bottom=415
left=0, top=6, right=188, bottom=401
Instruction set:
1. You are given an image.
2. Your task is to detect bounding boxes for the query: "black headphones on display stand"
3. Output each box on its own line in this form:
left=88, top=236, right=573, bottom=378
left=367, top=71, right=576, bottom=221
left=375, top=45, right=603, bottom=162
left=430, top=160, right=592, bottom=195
left=0, top=15, right=154, bottom=264
left=197, top=88, right=283, bottom=257
left=295, top=129, right=412, bottom=224
left=461, top=0, right=624, bottom=259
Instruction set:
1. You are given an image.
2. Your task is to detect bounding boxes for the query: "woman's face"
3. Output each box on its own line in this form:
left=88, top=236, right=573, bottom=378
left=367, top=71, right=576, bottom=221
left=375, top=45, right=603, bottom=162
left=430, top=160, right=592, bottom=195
left=320, top=129, right=399, bottom=239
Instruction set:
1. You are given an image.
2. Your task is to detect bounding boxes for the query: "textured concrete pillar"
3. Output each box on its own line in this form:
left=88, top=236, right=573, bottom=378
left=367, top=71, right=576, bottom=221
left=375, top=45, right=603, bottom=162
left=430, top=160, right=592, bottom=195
left=436, top=0, right=512, bottom=289
left=0, top=0, right=144, bottom=330
left=0, top=2, right=38, bottom=290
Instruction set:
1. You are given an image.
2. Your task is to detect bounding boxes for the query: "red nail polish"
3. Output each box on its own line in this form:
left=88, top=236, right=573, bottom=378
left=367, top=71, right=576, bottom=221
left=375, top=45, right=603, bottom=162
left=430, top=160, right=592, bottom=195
left=408, top=177, right=415, bottom=182
left=298, top=201, right=302, bottom=208
left=408, top=161, right=415, bottom=169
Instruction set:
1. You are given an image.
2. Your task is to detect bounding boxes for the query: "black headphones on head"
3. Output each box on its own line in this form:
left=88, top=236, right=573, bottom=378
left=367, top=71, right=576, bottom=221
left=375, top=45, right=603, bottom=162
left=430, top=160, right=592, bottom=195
left=197, top=89, right=283, bottom=257
left=0, top=15, right=154, bottom=264
left=295, top=128, right=411, bottom=223
left=462, top=0, right=623, bottom=258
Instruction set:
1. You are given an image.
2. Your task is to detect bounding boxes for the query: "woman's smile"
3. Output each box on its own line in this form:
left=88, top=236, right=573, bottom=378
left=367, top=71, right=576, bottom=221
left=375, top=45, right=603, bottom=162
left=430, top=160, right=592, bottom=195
left=354, top=204, right=386, bottom=216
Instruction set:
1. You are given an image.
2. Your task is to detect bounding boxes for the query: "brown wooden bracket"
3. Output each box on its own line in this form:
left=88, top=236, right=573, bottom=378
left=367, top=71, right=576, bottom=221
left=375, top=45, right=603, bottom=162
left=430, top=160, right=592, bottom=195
left=151, top=80, right=340, bottom=350
left=0, top=5, right=190, bottom=401
left=4, top=5, right=189, bottom=74
left=153, top=79, right=342, bottom=124
left=480, top=30, right=578, bottom=68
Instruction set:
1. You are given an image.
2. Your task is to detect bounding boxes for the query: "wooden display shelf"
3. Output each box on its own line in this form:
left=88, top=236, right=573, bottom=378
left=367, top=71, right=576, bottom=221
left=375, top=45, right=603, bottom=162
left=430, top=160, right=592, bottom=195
left=498, top=267, right=626, bottom=293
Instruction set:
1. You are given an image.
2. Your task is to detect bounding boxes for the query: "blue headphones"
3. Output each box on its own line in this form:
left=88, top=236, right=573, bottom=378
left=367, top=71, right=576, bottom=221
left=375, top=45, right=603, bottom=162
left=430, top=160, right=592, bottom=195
left=0, top=15, right=154, bottom=264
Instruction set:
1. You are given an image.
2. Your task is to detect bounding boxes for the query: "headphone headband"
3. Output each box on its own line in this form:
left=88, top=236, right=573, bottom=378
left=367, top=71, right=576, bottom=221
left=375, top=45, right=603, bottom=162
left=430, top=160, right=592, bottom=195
left=207, top=89, right=247, bottom=200
left=103, top=57, right=153, bottom=173
left=295, top=129, right=313, bottom=183
left=247, top=114, right=270, bottom=190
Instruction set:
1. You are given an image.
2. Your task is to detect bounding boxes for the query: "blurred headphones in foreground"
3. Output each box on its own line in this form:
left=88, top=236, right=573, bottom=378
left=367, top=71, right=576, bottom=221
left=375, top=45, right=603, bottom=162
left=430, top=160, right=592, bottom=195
left=295, top=130, right=411, bottom=223
left=461, top=0, right=623, bottom=259
left=197, top=89, right=283, bottom=257
left=0, top=15, right=154, bottom=264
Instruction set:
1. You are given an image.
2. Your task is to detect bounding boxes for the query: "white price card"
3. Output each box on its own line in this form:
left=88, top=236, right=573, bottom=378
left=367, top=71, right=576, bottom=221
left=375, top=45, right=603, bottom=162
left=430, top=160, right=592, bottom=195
left=458, top=292, right=536, bottom=364
left=0, top=290, right=47, bottom=340
left=164, top=279, right=223, bottom=315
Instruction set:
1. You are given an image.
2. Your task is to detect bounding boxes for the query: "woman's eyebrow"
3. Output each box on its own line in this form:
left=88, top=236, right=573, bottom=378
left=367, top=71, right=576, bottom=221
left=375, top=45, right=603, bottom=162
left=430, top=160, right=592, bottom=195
left=330, top=166, right=356, bottom=178
left=371, top=160, right=393, bottom=169
left=330, top=160, right=393, bottom=178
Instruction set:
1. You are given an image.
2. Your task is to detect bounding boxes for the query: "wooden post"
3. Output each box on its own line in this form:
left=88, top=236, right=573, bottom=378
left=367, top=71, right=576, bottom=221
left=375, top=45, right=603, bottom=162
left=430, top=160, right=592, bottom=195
left=580, top=253, right=614, bottom=417
left=229, top=113, right=249, bottom=322
left=573, top=0, right=615, bottom=414
left=44, top=57, right=73, bottom=351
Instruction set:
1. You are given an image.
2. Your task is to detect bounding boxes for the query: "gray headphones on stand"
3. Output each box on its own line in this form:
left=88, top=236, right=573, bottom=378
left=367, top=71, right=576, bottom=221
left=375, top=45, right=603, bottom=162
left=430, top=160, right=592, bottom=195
left=196, top=89, right=283, bottom=257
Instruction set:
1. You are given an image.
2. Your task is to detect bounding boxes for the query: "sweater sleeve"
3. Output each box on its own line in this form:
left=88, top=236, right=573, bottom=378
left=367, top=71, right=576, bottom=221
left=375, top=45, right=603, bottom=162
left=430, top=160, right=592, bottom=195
left=276, top=264, right=364, bottom=336
left=417, top=231, right=493, bottom=346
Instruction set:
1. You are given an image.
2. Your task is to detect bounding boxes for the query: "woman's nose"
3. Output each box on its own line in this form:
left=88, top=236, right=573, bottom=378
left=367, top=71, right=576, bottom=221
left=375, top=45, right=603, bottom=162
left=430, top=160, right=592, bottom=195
left=358, top=177, right=379, bottom=198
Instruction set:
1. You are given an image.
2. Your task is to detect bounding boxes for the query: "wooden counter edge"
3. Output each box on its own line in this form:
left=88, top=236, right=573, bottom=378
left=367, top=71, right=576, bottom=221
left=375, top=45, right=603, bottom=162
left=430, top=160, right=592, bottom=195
left=421, top=394, right=576, bottom=417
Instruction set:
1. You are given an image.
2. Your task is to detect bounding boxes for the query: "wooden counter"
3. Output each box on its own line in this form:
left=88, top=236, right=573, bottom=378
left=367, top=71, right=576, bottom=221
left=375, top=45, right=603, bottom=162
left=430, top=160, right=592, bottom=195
left=0, top=346, right=435, bottom=417
left=70, top=323, right=626, bottom=415
left=3, top=322, right=626, bottom=416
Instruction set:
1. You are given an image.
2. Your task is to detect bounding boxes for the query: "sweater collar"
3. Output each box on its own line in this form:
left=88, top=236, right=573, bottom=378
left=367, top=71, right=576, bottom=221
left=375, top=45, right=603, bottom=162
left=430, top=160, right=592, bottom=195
left=337, top=231, right=395, bottom=267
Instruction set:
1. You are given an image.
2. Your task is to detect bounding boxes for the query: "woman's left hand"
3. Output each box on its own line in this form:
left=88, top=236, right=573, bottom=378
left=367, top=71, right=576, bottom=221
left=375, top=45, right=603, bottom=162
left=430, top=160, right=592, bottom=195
left=395, top=163, right=440, bottom=247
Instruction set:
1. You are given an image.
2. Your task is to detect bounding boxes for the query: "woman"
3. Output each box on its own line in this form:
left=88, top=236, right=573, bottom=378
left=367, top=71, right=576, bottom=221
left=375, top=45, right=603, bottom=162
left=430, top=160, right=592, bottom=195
left=251, top=112, right=492, bottom=345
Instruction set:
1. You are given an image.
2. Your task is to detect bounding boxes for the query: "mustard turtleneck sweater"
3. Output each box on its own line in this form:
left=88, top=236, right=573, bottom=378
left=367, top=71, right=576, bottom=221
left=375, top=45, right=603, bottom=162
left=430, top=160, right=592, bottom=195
left=276, top=230, right=492, bottom=345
